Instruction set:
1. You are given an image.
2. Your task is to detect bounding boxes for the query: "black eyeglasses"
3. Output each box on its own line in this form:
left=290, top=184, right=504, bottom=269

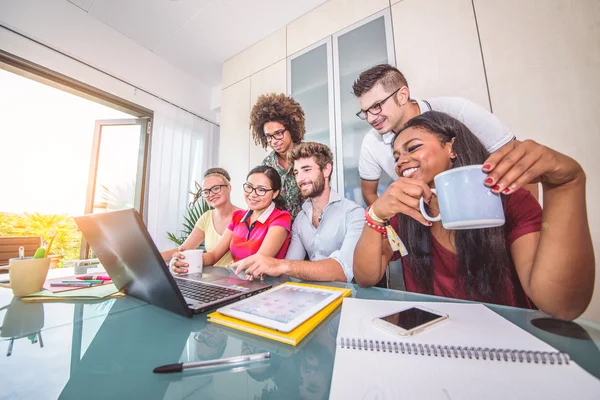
left=265, top=128, right=286, bottom=143
left=201, top=184, right=228, bottom=197
left=243, top=183, right=273, bottom=197
left=356, top=87, right=402, bottom=120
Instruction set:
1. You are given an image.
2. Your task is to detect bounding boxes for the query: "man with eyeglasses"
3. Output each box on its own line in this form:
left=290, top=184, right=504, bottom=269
left=232, top=142, right=364, bottom=283
left=353, top=64, right=515, bottom=206
left=250, top=93, right=306, bottom=220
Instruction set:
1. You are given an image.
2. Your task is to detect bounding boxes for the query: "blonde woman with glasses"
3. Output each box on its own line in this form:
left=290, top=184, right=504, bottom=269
left=161, top=168, right=240, bottom=267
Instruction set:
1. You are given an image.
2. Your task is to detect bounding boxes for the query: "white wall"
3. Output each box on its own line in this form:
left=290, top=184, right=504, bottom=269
left=0, top=0, right=216, bottom=122
left=474, top=0, right=600, bottom=322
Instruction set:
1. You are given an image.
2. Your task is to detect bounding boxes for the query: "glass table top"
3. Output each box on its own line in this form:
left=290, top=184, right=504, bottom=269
left=1, top=268, right=599, bottom=400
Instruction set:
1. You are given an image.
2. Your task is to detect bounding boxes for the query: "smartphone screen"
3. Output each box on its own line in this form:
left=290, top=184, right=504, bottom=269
left=380, top=307, right=443, bottom=331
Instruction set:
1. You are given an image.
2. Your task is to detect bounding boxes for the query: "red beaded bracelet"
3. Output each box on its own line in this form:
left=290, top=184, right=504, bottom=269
left=365, top=208, right=387, bottom=228
left=365, top=218, right=387, bottom=237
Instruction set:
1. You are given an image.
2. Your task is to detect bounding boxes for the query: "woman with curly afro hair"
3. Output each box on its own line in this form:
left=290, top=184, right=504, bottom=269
left=250, top=93, right=306, bottom=220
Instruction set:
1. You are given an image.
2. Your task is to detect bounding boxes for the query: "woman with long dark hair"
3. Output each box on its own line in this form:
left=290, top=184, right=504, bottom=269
left=171, top=165, right=291, bottom=273
left=353, top=111, right=594, bottom=320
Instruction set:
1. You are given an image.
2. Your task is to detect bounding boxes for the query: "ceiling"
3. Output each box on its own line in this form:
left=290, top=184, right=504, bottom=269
left=67, top=0, right=328, bottom=88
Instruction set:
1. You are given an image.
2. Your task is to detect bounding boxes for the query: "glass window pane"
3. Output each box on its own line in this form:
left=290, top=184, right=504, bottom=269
left=290, top=43, right=331, bottom=147
left=337, top=16, right=393, bottom=207
left=92, top=125, right=142, bottom=213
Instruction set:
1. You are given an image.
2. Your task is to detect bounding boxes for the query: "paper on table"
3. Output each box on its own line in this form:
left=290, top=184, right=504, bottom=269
left=21, top=283, right=122, bottom=302
left=330, top=298, right=600, bottom=400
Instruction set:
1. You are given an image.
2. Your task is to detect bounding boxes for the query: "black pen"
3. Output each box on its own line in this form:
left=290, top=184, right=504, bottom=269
left=153, top=352, right=271, bottom=374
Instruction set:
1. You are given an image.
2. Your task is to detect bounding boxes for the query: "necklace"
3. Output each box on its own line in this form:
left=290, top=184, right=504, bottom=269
left=314, top=208, right=323, bottom=223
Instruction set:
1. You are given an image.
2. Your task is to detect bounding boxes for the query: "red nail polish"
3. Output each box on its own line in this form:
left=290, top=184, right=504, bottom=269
left=492, top=185, right=500, bottom=191
left=484, top=177, right=494, bottom=184
left=483, top=163, right=491, bottom=171
left=503, top=188, right=511, bottom=194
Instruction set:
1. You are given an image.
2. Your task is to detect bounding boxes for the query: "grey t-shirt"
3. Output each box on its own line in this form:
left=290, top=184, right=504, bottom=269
left=358, top=96, right=515, bottom=181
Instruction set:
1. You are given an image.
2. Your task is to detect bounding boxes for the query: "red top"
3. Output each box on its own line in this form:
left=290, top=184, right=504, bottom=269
left=227, top=204, right=291, bottom=262
left=393, top=188, right=542, bottom=308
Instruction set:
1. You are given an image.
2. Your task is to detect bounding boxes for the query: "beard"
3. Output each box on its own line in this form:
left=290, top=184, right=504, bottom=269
left=301, top=173, right=326, bottom=198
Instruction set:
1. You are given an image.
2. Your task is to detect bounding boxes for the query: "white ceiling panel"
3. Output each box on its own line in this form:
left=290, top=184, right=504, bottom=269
left=222, top=0, right=326, bottom=30
left=67, top=0, right=97, bottom=12
left=154, top=34, right=223, bottom=87
left=88, top=0, right=212, bottom=50
left=70, top=0, right=330, bottom=87
left=156, top=0, right=257, bottom=62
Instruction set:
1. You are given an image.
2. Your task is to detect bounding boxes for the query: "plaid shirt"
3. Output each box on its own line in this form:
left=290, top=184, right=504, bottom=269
left=261, top=150, right=303, bottom=220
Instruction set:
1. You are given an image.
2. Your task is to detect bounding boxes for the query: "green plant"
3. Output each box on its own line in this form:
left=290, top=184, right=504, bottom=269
left=1, top=212, right=82, bottom=268
left=167, top=198, right=213, bottom=246
left=98, top=182, right=135, bottom=211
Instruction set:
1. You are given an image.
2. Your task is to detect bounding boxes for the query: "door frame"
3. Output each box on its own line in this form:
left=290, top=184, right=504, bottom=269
left=80, top=118, right=150, bottom=259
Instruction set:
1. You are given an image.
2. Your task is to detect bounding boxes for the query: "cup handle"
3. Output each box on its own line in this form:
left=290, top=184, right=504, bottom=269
left=0, top=282, right=11, bottom=289
left=419, top=188, right=441, bottom=222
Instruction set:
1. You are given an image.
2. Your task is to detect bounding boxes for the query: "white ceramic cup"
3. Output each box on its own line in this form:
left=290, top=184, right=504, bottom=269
left=418, top=165, right=505, bottom=230
left=0, top=257, right=51, bottom=297
left=174, top=249, right=204, bottom=275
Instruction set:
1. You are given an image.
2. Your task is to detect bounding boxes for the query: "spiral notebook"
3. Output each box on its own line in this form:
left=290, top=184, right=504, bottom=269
left=330, top=298, right=600, bottom=399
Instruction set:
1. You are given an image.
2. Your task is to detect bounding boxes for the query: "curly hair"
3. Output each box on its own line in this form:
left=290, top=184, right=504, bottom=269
left=250, top=93, right=306, bottom=150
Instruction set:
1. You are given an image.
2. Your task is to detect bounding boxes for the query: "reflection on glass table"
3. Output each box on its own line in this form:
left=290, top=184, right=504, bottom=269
left=0, top=298, right=45, bottom=356
left=1, top=266, right=599, bottom=399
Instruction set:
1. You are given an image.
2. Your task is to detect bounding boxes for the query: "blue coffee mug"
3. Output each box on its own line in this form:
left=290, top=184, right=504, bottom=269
left=418, top=165, right=505, bottom=230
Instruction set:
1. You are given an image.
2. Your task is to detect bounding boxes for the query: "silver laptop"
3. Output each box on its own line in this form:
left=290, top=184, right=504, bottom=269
left=74, top=208, right=271, bottom=317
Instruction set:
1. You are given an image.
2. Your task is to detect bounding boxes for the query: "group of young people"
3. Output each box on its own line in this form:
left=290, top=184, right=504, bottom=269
left=164, top=64, right=594, bottom=321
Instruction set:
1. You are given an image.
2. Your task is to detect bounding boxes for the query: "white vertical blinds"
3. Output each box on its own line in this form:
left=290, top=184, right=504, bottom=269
left=146, top=103, right=220, bottom=251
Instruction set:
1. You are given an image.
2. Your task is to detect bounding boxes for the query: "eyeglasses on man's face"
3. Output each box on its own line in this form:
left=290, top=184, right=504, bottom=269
left=201, top=184, right=227, bottom=197
left=356, top=87, right=402, bottom=120
left=243, top=182, right=273, bottom=197
left=265, top=128, right=286, bottom=143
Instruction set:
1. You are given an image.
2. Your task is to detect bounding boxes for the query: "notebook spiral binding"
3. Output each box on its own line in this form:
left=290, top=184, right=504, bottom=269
left=338, top=337, right=570, bottom=365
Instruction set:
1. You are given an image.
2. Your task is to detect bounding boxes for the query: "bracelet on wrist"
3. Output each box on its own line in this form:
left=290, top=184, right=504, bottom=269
left=367, top=205, right=388, bottom=224
left=365, top=218, right=387, bottom=237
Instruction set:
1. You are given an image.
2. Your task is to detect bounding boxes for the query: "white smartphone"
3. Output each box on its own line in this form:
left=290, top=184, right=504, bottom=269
left=373, top=306, right=448, bottom=336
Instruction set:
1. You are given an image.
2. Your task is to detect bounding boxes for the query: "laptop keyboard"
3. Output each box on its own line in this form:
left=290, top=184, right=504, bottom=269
left=174, top=278, right=240, bottom=304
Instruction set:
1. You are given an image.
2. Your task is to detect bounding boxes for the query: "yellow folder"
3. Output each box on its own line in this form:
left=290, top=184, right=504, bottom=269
left=208, top=282, right=352, bottom=346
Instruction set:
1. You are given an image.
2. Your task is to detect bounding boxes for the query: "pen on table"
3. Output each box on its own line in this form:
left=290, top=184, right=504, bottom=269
left=153, top=352, right=271, bottom=374
left=50, top=282, right=94, bottom=287
left=76, top=275, right=111, bottom=281
left=62, top=280, right=104, bottom=284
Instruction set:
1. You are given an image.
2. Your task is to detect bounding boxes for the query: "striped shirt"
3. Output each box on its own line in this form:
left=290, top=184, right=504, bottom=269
left=227, top=202, right=291, bottom=261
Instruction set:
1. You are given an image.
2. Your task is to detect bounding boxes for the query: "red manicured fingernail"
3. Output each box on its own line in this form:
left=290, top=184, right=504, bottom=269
left=484, top=177, right=494, bottom=184
left=427, top=222, right=433, bottom=226
left=492, top=185, right=500, bottom=191
left=503, top=188, right=511, bottom=194
left=425, top=198, right=431, bottom=204
left=483, top=163, right=491, bottom=171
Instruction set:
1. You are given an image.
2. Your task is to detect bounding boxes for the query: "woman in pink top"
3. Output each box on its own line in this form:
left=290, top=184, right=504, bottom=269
left=171, top=166, right=291, bottom=274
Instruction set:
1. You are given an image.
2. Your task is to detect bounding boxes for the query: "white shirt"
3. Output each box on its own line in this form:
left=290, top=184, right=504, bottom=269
left=358, top=97, right=515, bottom=181
left=285, top=190, right=364, bottom=282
